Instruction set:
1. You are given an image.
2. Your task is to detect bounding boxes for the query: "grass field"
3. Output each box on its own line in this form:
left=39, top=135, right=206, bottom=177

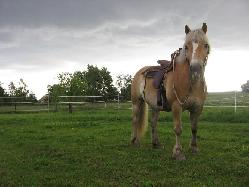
left=0, top=107, right=249, bottom=186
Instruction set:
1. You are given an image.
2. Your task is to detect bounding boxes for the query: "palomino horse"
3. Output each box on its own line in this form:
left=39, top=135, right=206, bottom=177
left=131, top=23, right=210, bottom=160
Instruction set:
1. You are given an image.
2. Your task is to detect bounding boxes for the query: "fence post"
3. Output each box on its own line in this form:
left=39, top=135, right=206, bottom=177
left=118, top=93, right=120, bottom=109
left=47, top=93, right=50, bottom=113
left=14, top=98, right=17, bottom=113
left=234, top=90, right=237, bottom=113
left=55, top=102, right=58, bottom=112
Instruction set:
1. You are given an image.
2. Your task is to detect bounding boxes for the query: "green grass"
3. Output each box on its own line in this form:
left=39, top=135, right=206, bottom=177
left=0, top=109, right=249, bottom=186
left=206, top=92, right=249, bottom=106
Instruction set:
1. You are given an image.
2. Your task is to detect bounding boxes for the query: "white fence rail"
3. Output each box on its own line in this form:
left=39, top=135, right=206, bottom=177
left=0, top=96, right=49, bottom=113
left=58, top=95, right=106, bottom=113
left=0, top=92, right=249, bottom=113
left=205, top=91, right=249, bottom=113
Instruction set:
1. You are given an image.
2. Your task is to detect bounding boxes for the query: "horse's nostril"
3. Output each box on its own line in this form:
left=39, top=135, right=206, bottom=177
left=190, top=64, right=201, bottom=73
left=190, top=65, right=193, bottom=71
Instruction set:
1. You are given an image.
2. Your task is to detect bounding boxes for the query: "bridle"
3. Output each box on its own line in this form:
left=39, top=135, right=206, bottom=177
left=171, top=48, right=208, bottom=106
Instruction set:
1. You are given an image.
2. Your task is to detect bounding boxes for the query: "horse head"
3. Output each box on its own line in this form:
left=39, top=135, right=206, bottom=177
left=183, top=23, right=210, bottom=81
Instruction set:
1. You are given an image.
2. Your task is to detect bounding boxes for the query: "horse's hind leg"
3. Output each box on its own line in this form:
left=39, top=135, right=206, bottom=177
left=131, top=102, right=140, bottom=145
left=131, top=104, right=140, bottom=145
left=151, top=109, right=161, bottom=148
left=189, top=110, right=201, bottom=153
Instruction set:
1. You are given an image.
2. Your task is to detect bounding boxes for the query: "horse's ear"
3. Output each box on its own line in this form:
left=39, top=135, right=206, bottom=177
left=202, top=23, right=207, bottom=33
left=185, top=25, right=191, bottom=35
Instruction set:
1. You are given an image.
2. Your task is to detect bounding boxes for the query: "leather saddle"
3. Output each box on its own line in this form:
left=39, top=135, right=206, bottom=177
left=143, top=60, right=173, bottom=111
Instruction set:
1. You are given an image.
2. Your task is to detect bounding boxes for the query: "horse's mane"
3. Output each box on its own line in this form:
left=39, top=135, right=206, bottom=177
left=185, top=29, right=209, bottom=44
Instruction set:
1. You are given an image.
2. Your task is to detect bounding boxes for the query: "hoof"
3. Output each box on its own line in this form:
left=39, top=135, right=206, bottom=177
left=172, top=146, right=186, bottom=161
left=172, top=152, right=186, bottom=161
left=131, top=137, right=140, bottom=147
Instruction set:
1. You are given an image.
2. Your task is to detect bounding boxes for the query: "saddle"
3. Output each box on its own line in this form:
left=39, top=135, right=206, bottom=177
left=143, top=60, right=173, bottom=111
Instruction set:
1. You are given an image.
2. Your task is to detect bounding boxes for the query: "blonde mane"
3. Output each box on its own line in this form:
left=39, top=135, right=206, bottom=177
left=185, top=28, right=210, bottom=45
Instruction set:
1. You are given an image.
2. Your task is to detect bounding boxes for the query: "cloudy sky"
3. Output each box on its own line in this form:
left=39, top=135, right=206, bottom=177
left=0, top=0, right=249, bottom=98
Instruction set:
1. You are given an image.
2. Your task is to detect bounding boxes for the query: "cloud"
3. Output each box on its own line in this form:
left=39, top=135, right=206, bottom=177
left=0, top=0, right=227, bottom=28
left=0, top=14, right=187, bottom=71
left=0, top=0, right=249, bottom=98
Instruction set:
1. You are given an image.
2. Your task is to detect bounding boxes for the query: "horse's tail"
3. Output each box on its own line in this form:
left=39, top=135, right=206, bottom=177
left=132, top=100, right=148, bottom=139
left=131, top=66, right=150, bottom=144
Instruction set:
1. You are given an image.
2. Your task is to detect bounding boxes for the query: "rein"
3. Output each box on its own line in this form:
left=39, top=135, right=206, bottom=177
left=172, top=49, right=190, bottom=106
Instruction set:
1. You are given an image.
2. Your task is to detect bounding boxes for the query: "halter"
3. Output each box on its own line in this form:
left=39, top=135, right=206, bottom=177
left=171, top=48, right=208, bottom=106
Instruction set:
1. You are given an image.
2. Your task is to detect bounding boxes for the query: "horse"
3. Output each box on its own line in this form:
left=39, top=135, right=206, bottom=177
left=131, top=23, right=210, bottom=160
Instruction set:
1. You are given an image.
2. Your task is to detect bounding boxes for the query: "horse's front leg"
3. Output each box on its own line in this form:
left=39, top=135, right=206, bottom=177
left=172, top=102, right=186, bottom=160
left=151, top=109, right=160, bottom=148
left=189, top=109, right=202, bottom=153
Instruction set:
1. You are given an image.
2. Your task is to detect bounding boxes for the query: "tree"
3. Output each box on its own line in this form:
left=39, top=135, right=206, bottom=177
left=0, top=82, right=6, bottom=97
left=48, top=65, right=118, bottom=102
left=241, top=80, right=249, bottom=93
left=47, top=84, right=65, bottom=103
left=99, top=67, right=118, bottom=100
left=8, top=79, right=29, bottom=97
left=69, top=71, right=87, bottom=96
left=8, top=79, right=37, bottom=101
left=116, top=74, right=132, bottom=101
left=8, top=81, right=16, bottom=97
left=0, top=82, right=8, bottom=105
left=48, top=71, right=87, bottom=103
left=82, top=65, right=118, bottom=101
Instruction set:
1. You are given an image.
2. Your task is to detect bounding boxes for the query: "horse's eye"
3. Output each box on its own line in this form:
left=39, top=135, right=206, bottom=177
left=204, top=44, right=209, bottom=49
left=185, top=45, right=188, bottom=50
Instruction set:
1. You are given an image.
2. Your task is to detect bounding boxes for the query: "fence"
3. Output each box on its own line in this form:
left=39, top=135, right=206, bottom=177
left=0, top=92, right=248, bottom=113
left=205, top=91, right=249, bottom=112
left=57, top=96, right=106, bottom=113
left=0, top=96, right=50, bottom=113
left=0, top=95, right=112, bottom=113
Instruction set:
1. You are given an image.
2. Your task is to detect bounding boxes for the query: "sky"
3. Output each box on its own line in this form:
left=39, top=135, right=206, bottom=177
left=0, top=0, right=249, bottom=99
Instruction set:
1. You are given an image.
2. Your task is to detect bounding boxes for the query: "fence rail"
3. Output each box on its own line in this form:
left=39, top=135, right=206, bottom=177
left=0, top=92, right=249, bottom=113
left=57, top=95, right=106, bottom=113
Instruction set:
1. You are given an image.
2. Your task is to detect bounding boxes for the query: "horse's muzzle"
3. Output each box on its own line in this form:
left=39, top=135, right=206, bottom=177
left=190, top=63, right=203, bottom=81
